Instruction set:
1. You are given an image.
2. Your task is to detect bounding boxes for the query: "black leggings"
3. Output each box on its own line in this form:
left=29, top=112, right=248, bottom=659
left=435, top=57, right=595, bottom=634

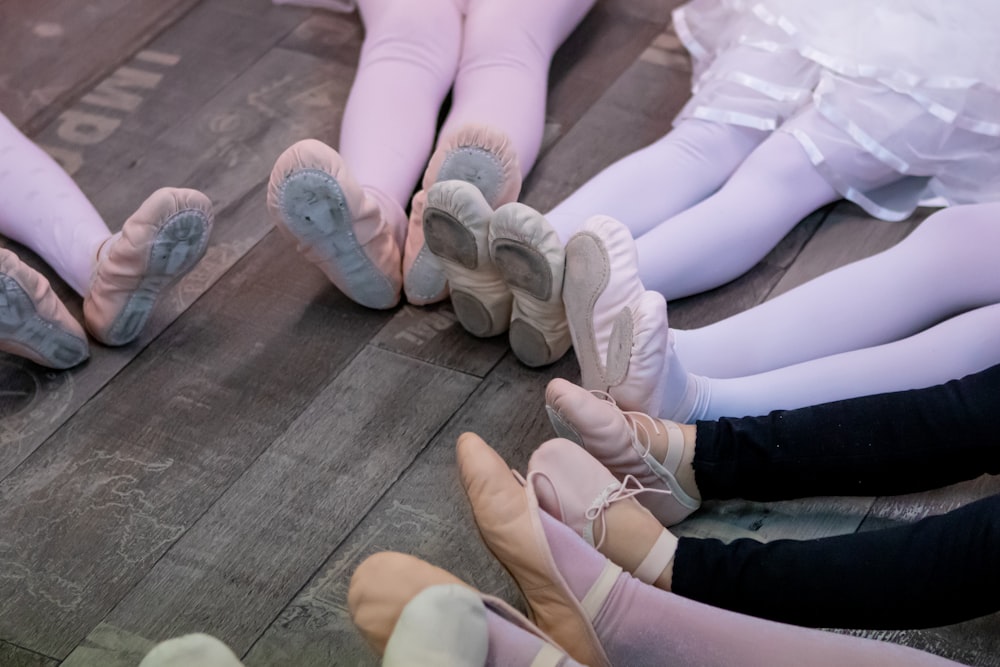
left=671, top=364, right=1000, bottom=629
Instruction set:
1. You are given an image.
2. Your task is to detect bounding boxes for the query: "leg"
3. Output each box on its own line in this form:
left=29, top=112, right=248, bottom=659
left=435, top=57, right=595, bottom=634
left=633, top=131, right=845, bottom=300
left=458, top=433, right=962, bottom=666
left=676, top=202, right=1000, bottom=377
left=339, top=0, right=463, bottom=207
left=674, top=494, right=1000, bottom=629
left=440, top=0, right=596, bottom=176
left=700, top=302, right=1000, bottom=419
left=545, top=120, right=768, bottom=243
left=0, top=112, right=110, bottom=295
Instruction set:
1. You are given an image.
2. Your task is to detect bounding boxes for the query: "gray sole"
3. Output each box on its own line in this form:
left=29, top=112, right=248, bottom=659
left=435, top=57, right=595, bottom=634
left=562, top=232, right=609, bottom=388
left=277, top=170, right=395, bottom=309
left=107, top=209, right=209, bottom=345
left=437, top=147, right=503, bottom=206
left=423, top=208, right=478, bottom=269
left=450, top=290, right=497, bottom=338
left=0, top=276, right=88, bottom=368
left=509, top=319, right=554, bottom=368
left=492, top=240, right=552, bottom=300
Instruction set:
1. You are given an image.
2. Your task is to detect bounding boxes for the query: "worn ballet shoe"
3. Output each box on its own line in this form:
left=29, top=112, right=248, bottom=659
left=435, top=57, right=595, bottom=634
left=529, top=438, right=678, bottom=587
left=545, top=378, right=701, bottom=526
left=350, top=552, right=573, bottom=667
left=403, top=124, right=522, bottom=306
left=456, top=432, right=613, bottom=667
left=268, top=139, right=404, bottom=310
left=84, top=187, right=213, bottom=346
left=0, top=248, right=88, bottom=369
left=563, top=216, right=668, bottom=414
left=423, top=181, right=512, bottom=337
left=139, top=633, right=243, bottom=667
left=489, top=203, right=571, bottom=367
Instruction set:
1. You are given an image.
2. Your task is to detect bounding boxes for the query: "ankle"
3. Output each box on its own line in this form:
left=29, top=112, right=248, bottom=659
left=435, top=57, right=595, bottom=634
left=633, top=414, right=702, bottom=503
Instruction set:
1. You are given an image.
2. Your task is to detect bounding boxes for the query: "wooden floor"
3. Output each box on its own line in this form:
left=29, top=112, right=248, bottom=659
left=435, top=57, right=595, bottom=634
left=1, top=1, right=998, bottom=665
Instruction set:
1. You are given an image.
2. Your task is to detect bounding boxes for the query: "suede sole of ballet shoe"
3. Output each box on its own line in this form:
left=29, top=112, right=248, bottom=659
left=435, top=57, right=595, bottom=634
left=0, top=275, right=88, bottom=369
left=456, top=433, right=613, bottom=667
left=273, top=170, right=399, bottom=310
left=436, top=146, right=509, bottom=207
left=563, top=230, right=613, bottom=389
left=492, top=240, right=563, bottom=368
left=544, top=404, right=584, bottom=445
left=95, top=210, right=209, bottom=346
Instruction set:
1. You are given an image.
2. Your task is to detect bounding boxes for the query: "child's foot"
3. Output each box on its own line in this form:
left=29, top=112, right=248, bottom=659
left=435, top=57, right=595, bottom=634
left=423, top=181, right=512, bottom=337
left=84, top=187, right=213, bottom=346
left=403, top=124, right=522, bottom=306
left=0, top=248, right=88, bottom=368
left=489, top=203, right=571, bottom=367
left=562, top=216, right=668, bottom=414
left=268, top=139, right=404, bottom=309
left=544, top=378, right=701, bottom=525
left=350, top=552, right=582, bottom=667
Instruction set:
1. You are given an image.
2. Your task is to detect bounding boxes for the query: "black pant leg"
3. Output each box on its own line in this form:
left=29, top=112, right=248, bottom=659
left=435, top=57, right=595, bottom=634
left=672, top=494, right=1000, bottom=629
left=694, top=364, right=1000, bottom=501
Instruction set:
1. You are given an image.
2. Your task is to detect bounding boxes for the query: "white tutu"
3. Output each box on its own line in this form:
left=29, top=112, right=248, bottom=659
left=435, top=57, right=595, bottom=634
left=673, top=0, right=1000, bottom=219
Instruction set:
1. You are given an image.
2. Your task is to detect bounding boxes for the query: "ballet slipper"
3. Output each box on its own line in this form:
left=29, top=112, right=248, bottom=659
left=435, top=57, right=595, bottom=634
left=423, top=181, right=512, bottom=337
left=562, top=216, right=668, bottom=414
left=84, top=187, right=213, bottom=346
left=403, top=124, right=522, bottom=306
left=0, top=248, right=88, bottom=368
left=138, top=633, right=243, bottom=667
left=350, top=552, right=573, bottom=667
left=488, top=203, right=571, bottom=368
left=267, top=139, right=404, bottom=310
left=528, top=438, right=678, bottom=585
left=456, top=432, right=613, bottom=667
left=545, top=378, right=701, bottom=526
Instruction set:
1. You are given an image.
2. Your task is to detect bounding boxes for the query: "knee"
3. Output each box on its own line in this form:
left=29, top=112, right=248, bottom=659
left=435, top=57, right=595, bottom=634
left=359, top=1, right=462, bottom=78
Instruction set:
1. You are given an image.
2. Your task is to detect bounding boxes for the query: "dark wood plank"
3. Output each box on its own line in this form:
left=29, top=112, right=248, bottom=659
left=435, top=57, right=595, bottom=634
left=0, top=229, right=394, bottom=659
left=242, top=352, right=578, bottom=665
left=0, top=641, right=57, bottom=667
left=0, top=0, right=202, bottom=133
left=0, top=19, right=358, bottom=478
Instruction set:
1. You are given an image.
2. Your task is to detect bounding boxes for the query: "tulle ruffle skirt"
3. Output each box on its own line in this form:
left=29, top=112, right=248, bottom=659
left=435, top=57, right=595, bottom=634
left=673, top=0, right=1000, bottom=220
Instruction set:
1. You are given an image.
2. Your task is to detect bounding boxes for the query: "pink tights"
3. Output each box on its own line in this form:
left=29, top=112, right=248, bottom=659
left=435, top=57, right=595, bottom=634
left=0, top=113, right=110, bottom=295
left=341, top=0, right=596, bottom=209
left=537, top=510, right=959, bottom=666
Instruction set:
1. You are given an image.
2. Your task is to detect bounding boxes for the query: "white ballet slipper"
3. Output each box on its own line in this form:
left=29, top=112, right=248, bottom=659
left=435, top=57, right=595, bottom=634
left=489, top=203, right=571, bottom=367
left=423, top=180, right=512, bottom=337
left=139, top=633, right=243, bottom=667
left=563, top=216, right=668, bottom=415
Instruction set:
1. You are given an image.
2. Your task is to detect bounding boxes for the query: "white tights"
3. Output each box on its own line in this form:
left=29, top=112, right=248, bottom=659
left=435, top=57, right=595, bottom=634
left=0, top=113, right=109, bottom=295
left=664, top=202, right=1000, bottom=419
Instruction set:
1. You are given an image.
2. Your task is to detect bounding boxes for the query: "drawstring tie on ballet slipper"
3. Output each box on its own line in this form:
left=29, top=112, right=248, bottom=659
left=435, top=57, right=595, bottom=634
left=584, top=475, right=673, bottom=549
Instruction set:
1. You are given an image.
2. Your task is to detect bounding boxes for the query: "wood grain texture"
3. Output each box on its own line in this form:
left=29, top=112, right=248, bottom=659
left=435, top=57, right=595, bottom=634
left=0, top=640, right=57, bottom=667
left=0, top=0, right=202, bottom=133
left=243, top=352, right=578, bottom=666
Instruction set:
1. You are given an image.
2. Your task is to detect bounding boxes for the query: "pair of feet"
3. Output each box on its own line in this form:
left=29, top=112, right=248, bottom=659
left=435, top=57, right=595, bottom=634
left=0, top=188, right=213, bottom=369
left=350, top=428, right=697, bottom=667
left=266, top=124, right=522, bottom=310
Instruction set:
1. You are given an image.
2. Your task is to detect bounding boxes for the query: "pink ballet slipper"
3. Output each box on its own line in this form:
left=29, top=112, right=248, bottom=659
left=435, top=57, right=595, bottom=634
left=489, top=203, right=571, bottom=368
left=456, top=432, right=613, bottom=667
left=528, top=438, right=678, bottom=585
left=139, top=634, right=243, bottom=667
left=423, top=181, right=513, bottom=337
left=268, top=139, right=404, bottom=310
left=0, top=248, right=88, bottom=368
left=562, top=216, right=668, bottom=414
left=544, top=378, right=701, bottom=525
left=403, top=124, right=522, bottom=306
left=84, top=187, right=213, bottom=346
left=350, top=552, right=577, bottom=667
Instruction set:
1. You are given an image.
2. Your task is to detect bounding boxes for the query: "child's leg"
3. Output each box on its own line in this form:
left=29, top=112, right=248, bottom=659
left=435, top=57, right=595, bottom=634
left=699, top=302, right=1000, bottom=419
left=545, top=120, right=769, bottom=243
left=340, top=0, right=463, bottom=207
left=439, top=0, right=596, bottom=176
left=0, top=113, right=110, bottom=295
left=676, top=203, right=1000, bottom=378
